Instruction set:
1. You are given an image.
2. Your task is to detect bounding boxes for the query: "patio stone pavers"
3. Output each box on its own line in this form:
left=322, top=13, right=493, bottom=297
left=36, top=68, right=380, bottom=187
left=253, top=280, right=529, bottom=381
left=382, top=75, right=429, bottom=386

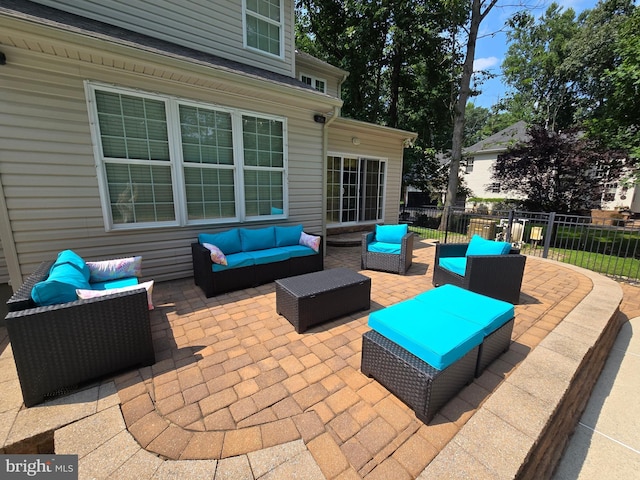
left=111, top=241, right=595, bottom=479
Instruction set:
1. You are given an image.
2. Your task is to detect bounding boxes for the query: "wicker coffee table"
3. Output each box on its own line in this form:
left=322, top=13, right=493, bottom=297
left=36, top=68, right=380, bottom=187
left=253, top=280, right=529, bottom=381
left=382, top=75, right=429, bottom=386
left=275, top=268, right=371, bottom=333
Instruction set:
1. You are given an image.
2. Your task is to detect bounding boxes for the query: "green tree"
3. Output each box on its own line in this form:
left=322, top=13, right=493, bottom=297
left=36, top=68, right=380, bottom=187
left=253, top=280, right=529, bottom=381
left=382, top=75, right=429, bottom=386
left=501, top=3, right=579, bottom=131
left=492, top=126, right=625, bottom=212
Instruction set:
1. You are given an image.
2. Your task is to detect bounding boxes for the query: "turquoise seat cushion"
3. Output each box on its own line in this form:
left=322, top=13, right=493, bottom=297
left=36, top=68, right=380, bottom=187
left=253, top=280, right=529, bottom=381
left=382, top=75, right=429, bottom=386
left=283, top=245, right=317, bottom=258
left=414, top=284, right=514, bottom=335
left=375, top=224, right=408, bottom=244
left=240, top=227, right=276, bottom=252
left=367, top=299, right=484, bottom=370
left=212, top=252, right=255, bottom=272
left=438, top=257, right=467, bottom=276
left=54, top=249, right=90, bottom=280
left=246, top=248, right=291, bottom=265
left=91, top=276, right=139, bottom=291
left=275, top=225, right=303, bottom=247
left=31, top=262, right=92, bottom=306
left=367, top=241, right=401, bottom=255
left=466, top=235, right=512, bottom=256
left=199, top=229, right=242, bottom=255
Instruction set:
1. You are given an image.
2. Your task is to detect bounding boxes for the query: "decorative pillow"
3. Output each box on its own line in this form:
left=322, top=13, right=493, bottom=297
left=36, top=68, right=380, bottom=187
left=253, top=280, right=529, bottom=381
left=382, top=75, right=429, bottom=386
left=299, top=232, right=321, bottom=253
left=466, top=235, right=511, bottom=256
left=86, top=256, right=142, bottom=283
left=202, top=243, right=228, bottom=265
left=275, top=224, right=304, bottom=247
left=76, top=280, right=155, bottom=310
left=375, top=224, right=408, bottom=244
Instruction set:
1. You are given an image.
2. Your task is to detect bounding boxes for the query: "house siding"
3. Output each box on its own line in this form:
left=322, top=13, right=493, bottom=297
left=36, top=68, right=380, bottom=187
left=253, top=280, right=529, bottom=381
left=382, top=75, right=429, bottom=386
left=0, top=24, right=327, bottom=286
left=30, top=0, right=296, bottom=77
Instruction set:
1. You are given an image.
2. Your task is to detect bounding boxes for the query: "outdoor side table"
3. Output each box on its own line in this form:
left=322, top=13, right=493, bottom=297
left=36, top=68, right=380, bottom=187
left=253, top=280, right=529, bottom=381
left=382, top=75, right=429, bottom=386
left=275, top=268, right=371, bottom=333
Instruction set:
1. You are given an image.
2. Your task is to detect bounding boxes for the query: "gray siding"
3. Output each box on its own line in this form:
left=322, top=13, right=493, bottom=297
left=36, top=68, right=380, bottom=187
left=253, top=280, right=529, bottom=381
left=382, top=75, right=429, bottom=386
left=31, top=0, right=296, bottom=77
left=0, top=24, right=326, bottom=285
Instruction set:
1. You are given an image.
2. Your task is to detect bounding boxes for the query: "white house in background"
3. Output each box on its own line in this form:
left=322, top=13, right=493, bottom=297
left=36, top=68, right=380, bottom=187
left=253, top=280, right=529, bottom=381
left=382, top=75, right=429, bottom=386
left=0, top=0, right=416, bottom=290
left=463, top=121, right=640, bottom=214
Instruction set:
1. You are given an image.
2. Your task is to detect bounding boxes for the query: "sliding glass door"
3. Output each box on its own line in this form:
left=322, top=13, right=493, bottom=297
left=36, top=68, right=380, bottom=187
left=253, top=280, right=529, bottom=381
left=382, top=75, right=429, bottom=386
left=327, top=155, right=386, bottom=225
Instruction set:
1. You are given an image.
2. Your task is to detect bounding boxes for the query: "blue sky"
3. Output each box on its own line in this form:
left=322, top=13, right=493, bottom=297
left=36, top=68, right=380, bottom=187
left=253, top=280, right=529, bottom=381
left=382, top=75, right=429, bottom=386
left=472, top=0, right=601, bottom=109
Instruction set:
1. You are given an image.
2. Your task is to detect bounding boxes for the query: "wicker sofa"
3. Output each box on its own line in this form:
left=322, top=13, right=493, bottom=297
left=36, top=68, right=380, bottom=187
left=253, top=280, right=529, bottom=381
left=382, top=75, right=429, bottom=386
left=192, top=225, right=323, bottom=297
left=432, top=235, right=527, bottom=304
left=361, top=224, right=415, bottom=275
left=5, top=259, right=155, bottom=407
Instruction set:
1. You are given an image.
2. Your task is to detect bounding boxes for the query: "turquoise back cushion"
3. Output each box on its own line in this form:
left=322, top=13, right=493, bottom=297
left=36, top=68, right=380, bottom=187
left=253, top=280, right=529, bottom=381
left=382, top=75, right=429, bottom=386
left=275, top=224, right=303, bottom=247
left=31, top=262, right=92, bottom=306
left=199, top=229, right=242, bottom=255
left=375, top=224, right=408, bottom=244
left=240, top=227, right=276, bottom=251
left=55, top=249, right=90, bottom=280
left=466, top=235, right=511, bottom=256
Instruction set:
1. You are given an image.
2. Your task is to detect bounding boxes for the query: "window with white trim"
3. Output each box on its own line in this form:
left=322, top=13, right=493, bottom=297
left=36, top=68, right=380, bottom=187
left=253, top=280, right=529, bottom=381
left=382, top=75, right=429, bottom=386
left=465, top=157, right=474, bottom=173
left=300, top=74, right=327, bottom=93
left=244, top=0, right=283, bottom=57
left=88, top=84, right=286, bottom=230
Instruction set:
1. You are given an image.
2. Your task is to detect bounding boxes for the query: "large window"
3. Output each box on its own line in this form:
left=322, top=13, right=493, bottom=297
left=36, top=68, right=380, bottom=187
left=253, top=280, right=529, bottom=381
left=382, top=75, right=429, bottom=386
left=244, top=0, right=283, bottom=57
left=326, top=155, right=386, bottom=225
left=88, top=84, right=287, bottom=230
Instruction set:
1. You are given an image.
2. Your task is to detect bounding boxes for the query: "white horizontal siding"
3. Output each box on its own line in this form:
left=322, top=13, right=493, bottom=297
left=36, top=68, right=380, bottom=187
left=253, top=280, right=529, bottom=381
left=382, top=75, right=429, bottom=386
left=0, top=39, right=324, bottom=284
left=31, top=0, right=295, bottom=77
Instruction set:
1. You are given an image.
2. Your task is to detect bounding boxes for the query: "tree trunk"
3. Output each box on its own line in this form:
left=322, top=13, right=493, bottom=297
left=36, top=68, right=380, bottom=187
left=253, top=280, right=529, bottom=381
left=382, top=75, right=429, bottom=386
left=440, top=0, right=497, bottom=229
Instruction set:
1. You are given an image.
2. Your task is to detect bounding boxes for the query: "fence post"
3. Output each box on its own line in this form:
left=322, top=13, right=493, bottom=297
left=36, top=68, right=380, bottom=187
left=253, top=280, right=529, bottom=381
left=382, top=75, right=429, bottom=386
left=506, top=210, right=515, bottom=243
left=542, top=212, right=555, bottom=258
left=444, top=206, right=450, bottom=244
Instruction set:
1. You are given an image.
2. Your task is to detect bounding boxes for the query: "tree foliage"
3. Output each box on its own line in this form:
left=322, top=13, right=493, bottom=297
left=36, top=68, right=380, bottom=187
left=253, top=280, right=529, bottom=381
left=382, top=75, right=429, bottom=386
left=492, top=126, right=626, bottom=212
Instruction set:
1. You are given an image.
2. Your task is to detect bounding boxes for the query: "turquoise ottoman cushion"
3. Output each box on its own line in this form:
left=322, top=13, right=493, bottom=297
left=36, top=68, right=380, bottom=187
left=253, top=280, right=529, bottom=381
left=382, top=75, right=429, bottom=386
left=367, top=299, right=484, bottom=370
left=414, top=285, right=514, bottom=335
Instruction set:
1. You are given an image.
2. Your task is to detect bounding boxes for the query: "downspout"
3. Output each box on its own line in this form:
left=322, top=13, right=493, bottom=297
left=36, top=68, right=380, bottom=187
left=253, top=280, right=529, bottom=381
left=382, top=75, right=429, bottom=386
left=322, top=106, right=340, bottom=247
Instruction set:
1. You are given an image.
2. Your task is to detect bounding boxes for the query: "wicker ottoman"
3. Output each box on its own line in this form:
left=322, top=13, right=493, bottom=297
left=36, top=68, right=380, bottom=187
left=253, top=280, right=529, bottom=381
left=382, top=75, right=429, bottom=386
left=276, top=268, right=371, bottom=333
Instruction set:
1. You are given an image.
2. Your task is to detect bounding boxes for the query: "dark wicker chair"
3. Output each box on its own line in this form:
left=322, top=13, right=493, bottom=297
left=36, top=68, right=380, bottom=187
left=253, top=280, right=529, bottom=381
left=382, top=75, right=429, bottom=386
left=432, top=242, right=526, bottom=304
left=5, top=260, right=155, bottom=407
left=361, top=231, right=415, bottom=274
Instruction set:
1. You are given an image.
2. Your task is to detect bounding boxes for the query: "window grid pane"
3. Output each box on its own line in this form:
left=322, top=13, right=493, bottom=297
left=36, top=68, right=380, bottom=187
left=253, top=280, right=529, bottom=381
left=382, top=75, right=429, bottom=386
left=184, top=165, right=236, bottom=220
left=179, top=105, right=234, bottom=165
left=244, top=170, right=284, bottom=216
left=245, top=0, right=281, bottom=55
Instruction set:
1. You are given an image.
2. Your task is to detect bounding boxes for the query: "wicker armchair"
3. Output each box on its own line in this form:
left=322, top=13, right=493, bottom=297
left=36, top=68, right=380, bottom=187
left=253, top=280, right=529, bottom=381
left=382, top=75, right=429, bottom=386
left=433, top=242, right=526, bottom=304
left=361, top=230, right=415, bottom=275
left=5, top=260, right=155, bottom=407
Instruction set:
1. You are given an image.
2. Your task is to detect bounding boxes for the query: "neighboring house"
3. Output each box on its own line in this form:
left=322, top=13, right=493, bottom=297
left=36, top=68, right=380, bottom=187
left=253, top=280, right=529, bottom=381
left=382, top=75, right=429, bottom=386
left=0, top=0, right=416, bottom=289
left=462, top=121, right=640, bottom=213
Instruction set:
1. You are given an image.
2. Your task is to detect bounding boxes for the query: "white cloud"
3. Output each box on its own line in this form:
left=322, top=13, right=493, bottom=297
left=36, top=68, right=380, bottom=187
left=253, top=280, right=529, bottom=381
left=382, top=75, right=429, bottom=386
left=473, top=56, right=500, bottom=72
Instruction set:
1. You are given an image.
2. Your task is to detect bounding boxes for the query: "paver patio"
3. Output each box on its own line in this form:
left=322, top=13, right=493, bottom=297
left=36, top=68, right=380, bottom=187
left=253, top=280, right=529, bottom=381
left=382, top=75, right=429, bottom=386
left=1, top=238, right=639, bottom=479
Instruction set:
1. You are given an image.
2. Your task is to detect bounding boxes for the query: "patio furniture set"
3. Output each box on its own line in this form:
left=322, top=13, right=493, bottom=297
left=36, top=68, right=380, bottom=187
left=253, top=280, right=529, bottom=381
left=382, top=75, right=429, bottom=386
left=4, top=223, right=526, bottom=425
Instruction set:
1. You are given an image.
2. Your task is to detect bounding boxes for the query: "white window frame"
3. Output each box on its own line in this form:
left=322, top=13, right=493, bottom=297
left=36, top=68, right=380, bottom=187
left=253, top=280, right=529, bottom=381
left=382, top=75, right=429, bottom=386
left=465, top=157, right=475, bottom=173
left=243, top=0, right=285, bottom=59
left=85, top=82, right=288, bottom=231
left=300, top=73, right=327, bottom=93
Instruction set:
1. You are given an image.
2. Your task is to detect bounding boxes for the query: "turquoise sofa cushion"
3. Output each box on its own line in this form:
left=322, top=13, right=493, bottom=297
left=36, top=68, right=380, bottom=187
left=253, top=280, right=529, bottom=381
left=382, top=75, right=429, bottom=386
left=91, top=276, right=139, bottom=291
left=246, top=248, right=291, bottom=265
left=275, top=225, right=303, bottom=247
left=240, top=227, right=276, bottom=252
left=31, top=262, right=92, bottom=306
left=438, top=257, right=467, bottom=276
left=375, top=224, right=408, bottom=244
left=367, top=299, right=484, bottom=370
left=414, top=284, right=514, bottom=335
left=466, top=235, right=512, bottom=256
left=199, top=230, right=242, bottom=255
left=54, top=249, right=90, bottom=280
left=367, top=241, right=401, bottom=255
left=283, top=245, right=317, bottom=258
left=212, top=252, right=255, bottom=272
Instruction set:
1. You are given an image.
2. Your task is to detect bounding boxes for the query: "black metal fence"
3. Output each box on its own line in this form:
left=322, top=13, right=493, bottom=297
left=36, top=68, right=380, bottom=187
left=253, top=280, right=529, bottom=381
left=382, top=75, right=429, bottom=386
left=402, top=206, right=640, bottom=284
